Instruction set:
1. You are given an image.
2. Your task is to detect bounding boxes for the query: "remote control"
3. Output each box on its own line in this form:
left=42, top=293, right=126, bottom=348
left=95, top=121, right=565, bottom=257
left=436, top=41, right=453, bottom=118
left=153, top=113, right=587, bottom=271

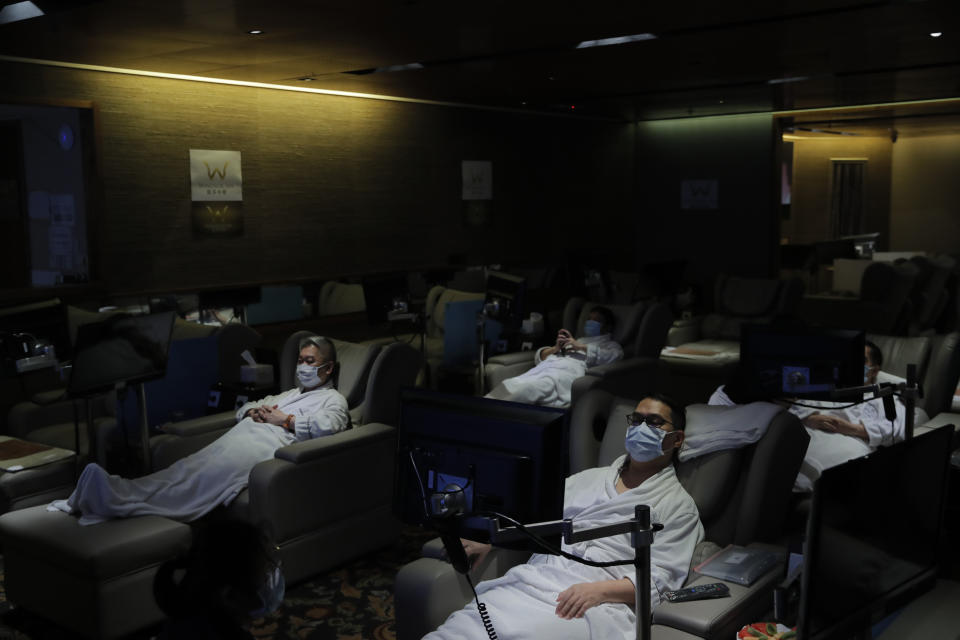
left=662, top=582, right=730, bottom=603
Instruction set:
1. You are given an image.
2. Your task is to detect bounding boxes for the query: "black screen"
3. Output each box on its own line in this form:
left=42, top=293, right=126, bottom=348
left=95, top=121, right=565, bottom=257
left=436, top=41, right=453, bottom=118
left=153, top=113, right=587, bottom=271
left=67, top=311, right=176, bottom=397
left=740, top=324, right=865, bottom=400
left=798, top=425, right=954, bottom=640
left=362, top=273, right=410, bottom=325
left=484, top=271, right=526, bottom=329
left=394, top=388, right=567, bottom=543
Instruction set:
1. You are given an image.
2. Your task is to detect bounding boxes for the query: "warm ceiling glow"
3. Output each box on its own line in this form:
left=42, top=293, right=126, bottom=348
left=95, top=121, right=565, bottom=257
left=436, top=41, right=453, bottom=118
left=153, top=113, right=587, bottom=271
left=0, top=54, right=610, bottom=120
left=0, top=1, right=43, bottom=25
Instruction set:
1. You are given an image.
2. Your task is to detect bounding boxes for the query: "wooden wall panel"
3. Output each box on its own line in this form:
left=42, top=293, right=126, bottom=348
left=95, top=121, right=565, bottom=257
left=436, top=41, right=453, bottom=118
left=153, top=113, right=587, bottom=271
left=2, top=61, right=634, bottom=296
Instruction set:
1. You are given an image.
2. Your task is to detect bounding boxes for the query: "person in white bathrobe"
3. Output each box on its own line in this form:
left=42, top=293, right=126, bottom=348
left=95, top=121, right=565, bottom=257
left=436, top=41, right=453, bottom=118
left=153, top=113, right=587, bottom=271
left=709, top=341, right=913, bottom=492
left=426, top=394, right=704, bottom=640
left=50, top=335, right=349, bottom=525
left=485, top=306, right=624, bottom=408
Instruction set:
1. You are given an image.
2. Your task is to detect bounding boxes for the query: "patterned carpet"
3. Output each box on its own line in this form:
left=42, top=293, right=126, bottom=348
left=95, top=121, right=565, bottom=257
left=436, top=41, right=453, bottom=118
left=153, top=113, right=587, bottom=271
left=0, top=525, right=437, bottom=640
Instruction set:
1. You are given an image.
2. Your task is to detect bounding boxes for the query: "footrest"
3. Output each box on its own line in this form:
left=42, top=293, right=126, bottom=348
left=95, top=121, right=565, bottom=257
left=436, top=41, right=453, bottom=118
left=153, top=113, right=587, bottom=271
left=0, top=505, right=192, bottom=639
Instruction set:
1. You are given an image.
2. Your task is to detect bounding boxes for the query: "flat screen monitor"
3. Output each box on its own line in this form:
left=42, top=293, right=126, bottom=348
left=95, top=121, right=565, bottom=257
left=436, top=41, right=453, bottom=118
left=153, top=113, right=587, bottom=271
left=484, top=271, right=526, bottom=330
left=739, top=324, right=865, bottom=400
left=362, top=272, right=410, bottom=325
left=67, top=311, right=176, bottom=398
left=798, top=425, right=955, bottom=640
left=394, top=388, right=567, bottom=545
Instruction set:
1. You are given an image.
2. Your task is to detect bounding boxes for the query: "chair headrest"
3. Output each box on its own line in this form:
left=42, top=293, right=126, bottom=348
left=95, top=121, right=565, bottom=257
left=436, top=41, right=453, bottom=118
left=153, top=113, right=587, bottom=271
left=574, top=301, right=646, bottom=346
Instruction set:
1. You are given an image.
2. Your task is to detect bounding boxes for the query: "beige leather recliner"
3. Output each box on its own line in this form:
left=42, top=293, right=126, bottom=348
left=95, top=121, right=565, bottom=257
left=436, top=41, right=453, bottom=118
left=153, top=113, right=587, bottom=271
left=0, top=332, right=422, bottom=639
left=483, top=297, right=668, bottom=404
left=394, top=389, right=808, bottom=640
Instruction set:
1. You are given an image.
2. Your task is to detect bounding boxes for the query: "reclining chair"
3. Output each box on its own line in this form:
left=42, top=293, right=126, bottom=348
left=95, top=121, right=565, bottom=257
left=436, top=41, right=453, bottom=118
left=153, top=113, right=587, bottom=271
left=660, top=275, right=804, bottom=405
left=483, top=297, right=667, bottom=404
left=149, top=331, right=424, bottom=582
left=395, top=389, right=808, bottom=640
left=2, top=317, right=260, bottom=515
left=0, top=333, right=422, bottom=639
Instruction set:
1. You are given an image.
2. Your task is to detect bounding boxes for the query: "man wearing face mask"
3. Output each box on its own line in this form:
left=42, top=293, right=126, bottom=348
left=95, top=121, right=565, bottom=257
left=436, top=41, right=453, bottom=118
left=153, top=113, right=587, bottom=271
left=50, top=336, right=349, bottom=524
left=427, top=394, right=704, bottom=640
left=709, top=341, right=920, bottom=492
left=485, top=306, right=623, bottom=408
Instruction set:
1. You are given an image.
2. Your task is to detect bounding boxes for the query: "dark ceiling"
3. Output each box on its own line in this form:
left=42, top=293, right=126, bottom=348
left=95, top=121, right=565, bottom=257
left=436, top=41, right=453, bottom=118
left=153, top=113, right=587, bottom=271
left=1, top=0, right=959, bottom=121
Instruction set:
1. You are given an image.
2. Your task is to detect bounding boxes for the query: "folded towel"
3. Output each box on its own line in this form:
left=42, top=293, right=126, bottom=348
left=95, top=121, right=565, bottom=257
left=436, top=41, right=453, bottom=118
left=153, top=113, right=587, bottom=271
left=679, top=402, right=782, bottom=461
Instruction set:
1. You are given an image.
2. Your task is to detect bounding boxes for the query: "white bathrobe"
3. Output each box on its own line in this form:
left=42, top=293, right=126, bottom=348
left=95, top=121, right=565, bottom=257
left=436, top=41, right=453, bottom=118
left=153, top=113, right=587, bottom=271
left=49, top=383, right=348, bottom=525
left=495, top=334, right=623, bottom=408
left=708, top=384, right=915, bottom=492
left=426, top=457, right=704, bottom=640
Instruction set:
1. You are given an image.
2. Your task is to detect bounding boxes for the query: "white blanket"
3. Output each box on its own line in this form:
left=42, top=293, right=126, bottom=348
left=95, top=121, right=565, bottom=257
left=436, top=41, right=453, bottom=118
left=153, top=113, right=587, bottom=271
left=427, top=457, right=703, bottom=640
left=497, top=334, right=622, bottom=408
left=678, top=401, right=783, bottom=462
left=49, top=419, right=293, bottom=525
left=707, top=383, right=923, bottom=492
left=49, top=385, right=348, bottom=525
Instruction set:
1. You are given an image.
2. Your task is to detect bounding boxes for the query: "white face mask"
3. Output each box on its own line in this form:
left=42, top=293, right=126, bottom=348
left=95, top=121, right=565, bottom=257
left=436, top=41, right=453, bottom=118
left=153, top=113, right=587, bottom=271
left=296, top=363, right=328, bottom=388
left=625, top=423, right=668, bottom=463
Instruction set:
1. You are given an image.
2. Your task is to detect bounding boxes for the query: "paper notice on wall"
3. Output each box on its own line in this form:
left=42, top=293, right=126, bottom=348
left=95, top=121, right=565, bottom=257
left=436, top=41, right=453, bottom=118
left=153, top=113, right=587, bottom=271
left=681, top=179, right=719, bottom=210
left=190, top=149, right=243, bottom=201
left=49, top=225, right=74, bottom=270
left=49, top=194, right=75, bottom=226
left=462, top=160, right=492, bottom=200
left=28, top=191, right=50, bottom=220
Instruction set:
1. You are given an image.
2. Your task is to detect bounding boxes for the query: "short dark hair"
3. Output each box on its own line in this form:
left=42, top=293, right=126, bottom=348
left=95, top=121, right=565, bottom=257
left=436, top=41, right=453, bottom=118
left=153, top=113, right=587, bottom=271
left=588, top=305, right=615, bottom=331
left=299, top=335, right=337, bottom=363
left=641, top=392, right=686, bottom=432
left=865, top=340, right=883, bottom=368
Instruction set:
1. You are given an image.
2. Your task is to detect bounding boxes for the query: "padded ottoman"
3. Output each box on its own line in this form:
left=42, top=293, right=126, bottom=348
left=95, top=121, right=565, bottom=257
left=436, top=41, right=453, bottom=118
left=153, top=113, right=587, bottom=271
left=0, top=457, right=76, bottom=514
left=0, top=505, right=192, bottom=639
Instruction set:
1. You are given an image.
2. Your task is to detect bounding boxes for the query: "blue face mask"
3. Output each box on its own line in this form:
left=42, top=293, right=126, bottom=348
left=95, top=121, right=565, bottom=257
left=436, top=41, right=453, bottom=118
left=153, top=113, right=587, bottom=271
left=250, top=564, right=285, bottom=618
left=583, top=319, right=604, bottom=338
left=625, top=423, right=668, bottom=463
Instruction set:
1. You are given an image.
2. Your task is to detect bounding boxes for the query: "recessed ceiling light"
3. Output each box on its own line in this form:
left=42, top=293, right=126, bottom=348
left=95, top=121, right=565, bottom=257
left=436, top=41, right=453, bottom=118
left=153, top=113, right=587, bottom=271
left=576, top=33, right=656, bottom=49
left=298, top=76, right=315, bottom=82
left=0, top=1, right=44, bottom=25
left=247, top=29, right=264, bottom=35
left=930, top=32, right=943, bottom=38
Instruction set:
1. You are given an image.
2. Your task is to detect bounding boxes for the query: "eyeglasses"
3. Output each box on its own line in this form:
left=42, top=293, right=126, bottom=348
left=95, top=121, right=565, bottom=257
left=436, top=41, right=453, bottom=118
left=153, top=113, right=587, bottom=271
left=625, top=413, right=672, bottom=429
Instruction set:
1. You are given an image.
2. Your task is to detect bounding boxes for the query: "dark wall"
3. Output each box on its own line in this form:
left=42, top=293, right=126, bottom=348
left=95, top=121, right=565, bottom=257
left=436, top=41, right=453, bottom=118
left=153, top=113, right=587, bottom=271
left=1, top=61, right=634, bottom=296
left=634, top=114, right=779, bottom=296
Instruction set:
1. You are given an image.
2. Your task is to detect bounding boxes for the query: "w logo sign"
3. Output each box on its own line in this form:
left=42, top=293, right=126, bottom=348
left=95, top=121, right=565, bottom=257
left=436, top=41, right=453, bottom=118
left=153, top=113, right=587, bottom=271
left=204, top=161, right=229, bottom=180
left=190, top=149, right=242, bottom=202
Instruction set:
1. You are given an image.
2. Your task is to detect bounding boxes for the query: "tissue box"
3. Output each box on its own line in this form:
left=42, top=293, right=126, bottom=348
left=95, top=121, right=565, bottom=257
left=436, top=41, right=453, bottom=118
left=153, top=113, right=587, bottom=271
left=240, top=364, right=274, bottom=388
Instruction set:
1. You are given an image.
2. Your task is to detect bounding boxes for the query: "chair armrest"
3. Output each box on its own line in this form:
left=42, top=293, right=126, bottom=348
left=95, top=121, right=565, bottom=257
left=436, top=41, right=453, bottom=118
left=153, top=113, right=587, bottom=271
left=652, top=543, right=784, bottom=639
left=487, top=351, right=538, bottom=367
left=395, top=547, right=532, bottom=640
left=158, top=411, right=235, bottom=437
left=246, top=423, right=397, bottom=541
left=667, top=323, right=701, bottom=347
left=274, top=422, right=395, bottom=463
